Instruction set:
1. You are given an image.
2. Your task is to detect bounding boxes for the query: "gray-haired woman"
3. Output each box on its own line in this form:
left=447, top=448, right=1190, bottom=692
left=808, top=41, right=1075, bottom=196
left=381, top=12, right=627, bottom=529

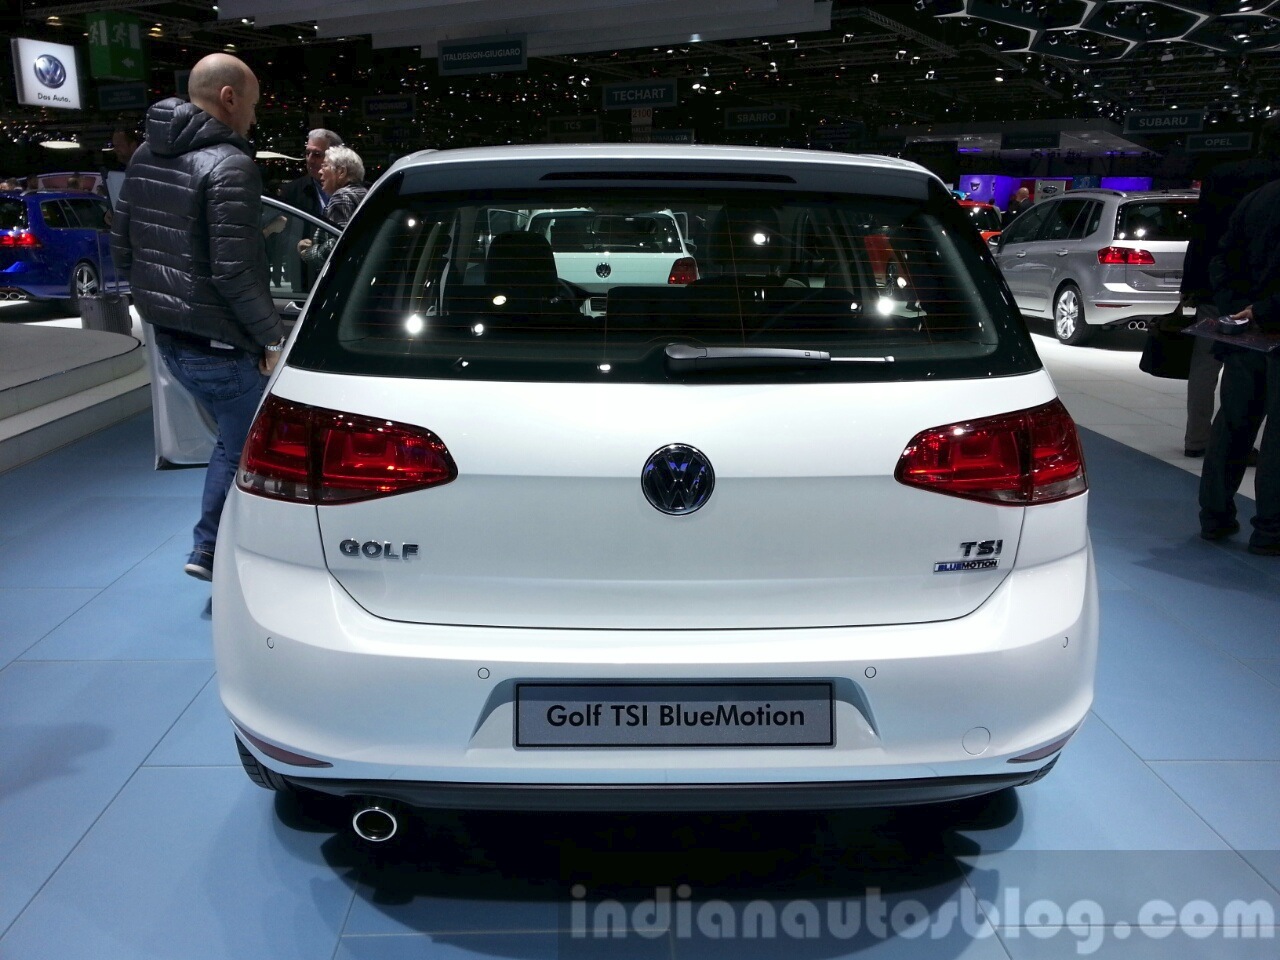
left=298, top=145, right=368, bottom=265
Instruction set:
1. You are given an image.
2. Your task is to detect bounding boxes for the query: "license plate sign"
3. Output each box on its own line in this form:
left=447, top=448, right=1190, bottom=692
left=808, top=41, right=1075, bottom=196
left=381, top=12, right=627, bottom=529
left=515, top=682, right=834, bottom=747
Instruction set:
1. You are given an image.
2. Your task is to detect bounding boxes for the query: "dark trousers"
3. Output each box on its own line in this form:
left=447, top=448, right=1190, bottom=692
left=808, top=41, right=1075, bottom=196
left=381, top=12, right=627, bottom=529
left=1185, top=305, right=1223, bottom=451
left=1198, top=348, right=1280, bottom=545
left=155, top=337, right=267, bottom=556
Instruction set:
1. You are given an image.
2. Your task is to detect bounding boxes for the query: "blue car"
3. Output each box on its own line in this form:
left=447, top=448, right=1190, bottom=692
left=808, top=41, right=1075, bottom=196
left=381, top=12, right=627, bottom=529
left=0, top=190, right=127, bottom=307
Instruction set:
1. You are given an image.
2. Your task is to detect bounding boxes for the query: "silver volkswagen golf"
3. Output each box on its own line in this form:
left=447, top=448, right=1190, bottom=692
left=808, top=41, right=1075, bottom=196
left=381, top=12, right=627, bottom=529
left=214, top=145, right=1097, bottom=843
left=994, top=188, right=1198, bottom=345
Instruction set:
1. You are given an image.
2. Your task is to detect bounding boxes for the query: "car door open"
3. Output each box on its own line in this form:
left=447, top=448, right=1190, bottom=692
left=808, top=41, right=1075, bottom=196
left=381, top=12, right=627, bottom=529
left=146, top=196, right=340, bottom=467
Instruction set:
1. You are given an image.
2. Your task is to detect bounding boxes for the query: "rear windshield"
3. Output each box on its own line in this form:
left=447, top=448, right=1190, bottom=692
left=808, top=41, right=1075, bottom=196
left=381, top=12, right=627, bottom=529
left=289, top=179, right=1038, bottom=384
left=0, top=199, right=27, bottom=231
left=964, top=204, right=1002, bottom=233
left=1115, top=200, right=1196, bottom=242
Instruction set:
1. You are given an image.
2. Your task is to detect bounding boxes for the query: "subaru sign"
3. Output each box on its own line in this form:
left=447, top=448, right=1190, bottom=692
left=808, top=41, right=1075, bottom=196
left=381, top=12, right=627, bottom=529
left=1123, top=111, right=1205, bottom=135
left=11, top=37, right=82, bottom=110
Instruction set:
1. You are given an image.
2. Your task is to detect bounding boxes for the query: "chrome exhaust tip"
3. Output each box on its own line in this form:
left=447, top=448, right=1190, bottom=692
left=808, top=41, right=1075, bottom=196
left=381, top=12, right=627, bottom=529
left=351, top=804, right=399, bottom=843
left=1127, top=320, right=1147, bottom=331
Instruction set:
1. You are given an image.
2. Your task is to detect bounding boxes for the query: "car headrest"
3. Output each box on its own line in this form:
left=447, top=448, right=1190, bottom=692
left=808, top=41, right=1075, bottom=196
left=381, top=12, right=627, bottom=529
left=484, top=231, right=559, bottom=301
left=704, top=206, right=785, bottom=274
left=548, top=217, right=589, bottom=252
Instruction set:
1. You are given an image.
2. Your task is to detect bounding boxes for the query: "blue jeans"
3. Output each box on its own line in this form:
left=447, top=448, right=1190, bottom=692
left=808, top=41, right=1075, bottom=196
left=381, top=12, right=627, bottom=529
left=156, top=337, right=267, bottom=556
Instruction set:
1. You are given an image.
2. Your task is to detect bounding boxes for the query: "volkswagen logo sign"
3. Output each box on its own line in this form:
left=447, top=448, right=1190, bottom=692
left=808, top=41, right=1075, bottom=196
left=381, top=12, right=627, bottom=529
left=595, top=262, right=612, bottom=279
left=641, top=444, right=714, bottom=516
left=33, top=55, right=67, bottom=89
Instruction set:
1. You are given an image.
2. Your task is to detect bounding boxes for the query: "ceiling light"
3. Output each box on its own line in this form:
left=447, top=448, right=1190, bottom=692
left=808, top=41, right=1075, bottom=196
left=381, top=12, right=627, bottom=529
left=40, top=140, right=80, bottom=150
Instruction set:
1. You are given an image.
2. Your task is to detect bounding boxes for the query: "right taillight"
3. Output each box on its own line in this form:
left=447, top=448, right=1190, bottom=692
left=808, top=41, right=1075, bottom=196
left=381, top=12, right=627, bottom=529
left=238, top=395, right=457, bottom=504
left=668, top=257, right=698, bottom=284
left=1097, top=246, right=1155, bottom=265
left=895, top=399, right=1087, bottom=506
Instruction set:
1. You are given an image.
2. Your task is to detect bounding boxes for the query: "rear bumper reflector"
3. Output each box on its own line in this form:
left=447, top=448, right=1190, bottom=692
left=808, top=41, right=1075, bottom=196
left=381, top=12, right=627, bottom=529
left=234, top=721, right=332, bottom=768
left=1008, top=727, right=1078, bottom=763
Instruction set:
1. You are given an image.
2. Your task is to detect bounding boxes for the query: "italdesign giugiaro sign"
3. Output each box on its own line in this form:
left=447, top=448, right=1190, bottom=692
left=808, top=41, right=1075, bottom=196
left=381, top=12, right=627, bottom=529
left=438, top=35, right=527, bottom=76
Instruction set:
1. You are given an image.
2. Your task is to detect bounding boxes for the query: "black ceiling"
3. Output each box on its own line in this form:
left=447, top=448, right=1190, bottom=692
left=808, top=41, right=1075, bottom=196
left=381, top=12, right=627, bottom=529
left=1, top=0, right=1276, bottom=167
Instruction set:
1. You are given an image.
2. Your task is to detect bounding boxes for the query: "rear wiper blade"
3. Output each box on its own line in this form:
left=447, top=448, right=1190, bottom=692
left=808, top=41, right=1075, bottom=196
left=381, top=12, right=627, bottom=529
left=664, top=343, right=830, bottom=372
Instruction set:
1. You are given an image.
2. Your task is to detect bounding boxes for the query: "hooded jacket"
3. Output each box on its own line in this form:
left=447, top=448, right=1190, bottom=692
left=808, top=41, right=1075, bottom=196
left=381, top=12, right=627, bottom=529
left=111, top=98, right=282, bottom=353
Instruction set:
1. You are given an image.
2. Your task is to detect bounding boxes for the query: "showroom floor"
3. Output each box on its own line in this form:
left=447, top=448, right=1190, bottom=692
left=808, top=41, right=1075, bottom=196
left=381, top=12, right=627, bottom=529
left=1, top=327, right=1278, bottom=960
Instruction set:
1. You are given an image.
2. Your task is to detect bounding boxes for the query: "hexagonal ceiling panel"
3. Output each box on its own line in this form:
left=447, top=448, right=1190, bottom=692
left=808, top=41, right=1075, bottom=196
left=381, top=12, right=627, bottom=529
left=956, top=0, right=1280, bottom=60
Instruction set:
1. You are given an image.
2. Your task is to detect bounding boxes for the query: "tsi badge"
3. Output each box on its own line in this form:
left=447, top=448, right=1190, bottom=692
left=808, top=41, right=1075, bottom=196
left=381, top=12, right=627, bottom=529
left=935, top=539, right=1003, bottom=573
left=339, top=539, right=419, bottom=560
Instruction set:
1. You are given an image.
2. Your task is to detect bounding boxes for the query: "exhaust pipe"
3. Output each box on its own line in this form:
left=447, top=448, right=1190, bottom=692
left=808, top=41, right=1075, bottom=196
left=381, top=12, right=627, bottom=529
left=1127, top=320, right=1148, bottom=331
left=351, top=803, right=399, bottom=843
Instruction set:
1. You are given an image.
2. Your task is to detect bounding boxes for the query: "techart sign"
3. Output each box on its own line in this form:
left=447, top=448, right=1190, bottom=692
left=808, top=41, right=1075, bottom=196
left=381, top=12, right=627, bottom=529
left=603, top=80, right=678, bottom=110
left=11, top=38, right=83, bottom=111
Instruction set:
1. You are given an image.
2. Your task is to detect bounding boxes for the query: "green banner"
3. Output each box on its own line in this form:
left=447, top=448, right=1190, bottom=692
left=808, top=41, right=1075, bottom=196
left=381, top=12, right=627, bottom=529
left=87, top=13, right=146, bottom=82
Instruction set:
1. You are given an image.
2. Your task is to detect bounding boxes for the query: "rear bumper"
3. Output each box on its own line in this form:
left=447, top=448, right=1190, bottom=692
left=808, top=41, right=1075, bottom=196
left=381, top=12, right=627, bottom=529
left=213, top=489, right=1098, bottom=809
left=286, top=763, right=1058, bottom=811
left=1088, top=286, right=1185, bottom=325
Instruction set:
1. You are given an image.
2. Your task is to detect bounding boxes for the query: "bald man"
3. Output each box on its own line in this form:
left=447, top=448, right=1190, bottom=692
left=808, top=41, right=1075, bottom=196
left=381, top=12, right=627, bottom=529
left=112, top=54, right=285, bottom=582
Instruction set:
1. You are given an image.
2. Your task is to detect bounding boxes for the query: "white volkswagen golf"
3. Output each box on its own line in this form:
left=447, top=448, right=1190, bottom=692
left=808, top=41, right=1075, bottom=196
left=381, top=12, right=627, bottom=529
left=215, top=145, right=1097, bottom=842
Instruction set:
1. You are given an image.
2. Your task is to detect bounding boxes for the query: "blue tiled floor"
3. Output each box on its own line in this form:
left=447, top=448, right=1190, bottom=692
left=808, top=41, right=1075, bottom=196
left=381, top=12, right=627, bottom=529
left=2, top=414, right=1278, bottom=960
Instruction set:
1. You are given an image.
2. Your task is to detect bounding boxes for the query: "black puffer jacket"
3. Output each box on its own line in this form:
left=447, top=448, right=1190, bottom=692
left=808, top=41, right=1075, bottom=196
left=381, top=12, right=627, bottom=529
left=111, top=98, right=282, bottom=353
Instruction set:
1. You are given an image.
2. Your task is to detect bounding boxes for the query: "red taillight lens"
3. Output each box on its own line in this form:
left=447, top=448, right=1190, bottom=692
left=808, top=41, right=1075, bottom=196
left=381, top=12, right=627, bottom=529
left=1097, top=246, right=1155, bottom=265
left=0, top=231, right=40, bottom=248
left=668, top=257, right=698, bottom=284
left=895, top=399, right=1087, bottom=506
left=238, top=395, right=457, bottom=504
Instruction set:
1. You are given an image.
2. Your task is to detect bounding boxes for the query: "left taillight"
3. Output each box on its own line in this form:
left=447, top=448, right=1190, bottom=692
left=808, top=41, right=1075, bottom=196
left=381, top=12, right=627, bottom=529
left=0, top=231, right=40, bottom=248
left=238, top=394, right=457, bottom=504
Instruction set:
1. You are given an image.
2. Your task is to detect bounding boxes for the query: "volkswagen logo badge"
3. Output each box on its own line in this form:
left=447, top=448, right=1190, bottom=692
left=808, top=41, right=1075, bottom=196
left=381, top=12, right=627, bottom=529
left=595, top=262, right=611, bottom=279
left=641, top=444, right=714, bottom=516
left=33, top=55, right=67, bottom=89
